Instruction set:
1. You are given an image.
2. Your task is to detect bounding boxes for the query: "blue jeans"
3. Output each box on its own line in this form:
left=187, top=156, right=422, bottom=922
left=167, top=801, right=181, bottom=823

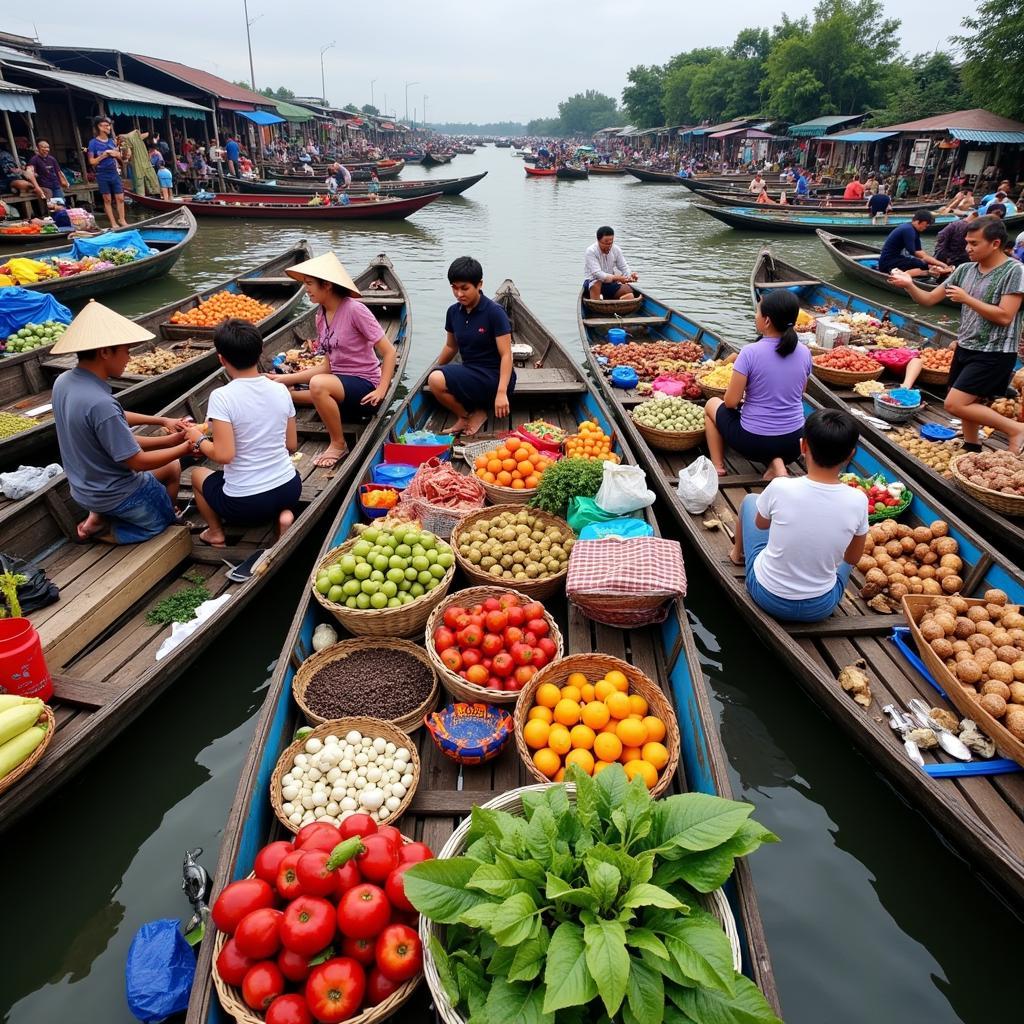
left=740, top=493, right=852, bottom=623
left=107, top=472, right=176, bottom=544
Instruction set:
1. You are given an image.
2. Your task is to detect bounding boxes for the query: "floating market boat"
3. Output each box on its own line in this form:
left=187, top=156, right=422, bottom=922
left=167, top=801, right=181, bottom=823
left=265, top=159, right=404, bottom=182
left=750, top=247, right=1024, bottom=556
left=677, top=175, right=848, bottom=196
left=555, top=164, right=589, bottom=179
left=421, top=152, right=453, bottom=166
left=587, top=163, right=625, bottom=174
left=700, top=189, right=944, bottom=213
left=2, top=207, right=196, bottom=303
left=126, top=191, right=441, bottom=221
left=0, top=254, right=410, bottom=832
left=223, top=171, right=488, bottom=199
left=577, top=287, right=1024, bottom=906
left=183, top=278, right=779, bottom=1024
left=0, top=241, right=311, bottom=469
left=524, top=165, right=556, bottom=177
left=0, top=226, right=75, bottom=249
left=624, top=165, right=685, bottom=183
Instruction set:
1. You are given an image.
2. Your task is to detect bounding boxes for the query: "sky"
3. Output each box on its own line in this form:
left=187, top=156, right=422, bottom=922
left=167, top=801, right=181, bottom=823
left=19, top=0, right=960, bottom=124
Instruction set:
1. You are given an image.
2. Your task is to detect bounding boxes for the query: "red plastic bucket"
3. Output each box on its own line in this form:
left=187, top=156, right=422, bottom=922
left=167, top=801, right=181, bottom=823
left=0, top=617, right=52, bottom=701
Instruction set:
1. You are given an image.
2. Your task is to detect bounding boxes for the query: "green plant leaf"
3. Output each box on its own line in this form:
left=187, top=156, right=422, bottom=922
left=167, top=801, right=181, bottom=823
left=524, top=804, right=561, bottom=864
left=593, top=763, right=630, bottom=823
left=585, top=857, right=621, bottom=911
left=469, top=860, right=542, bottom=901
left=492, top=891, right=543, bottom=947
left=545, top=874, right=597, bottom=910
left=584, top=919, right=630, bottom=1018
left=429, top=936, right=460, bottom=1006
left=494, top=848, right=547, bottom=887
left=542, top=921, right=598, bottom=1013
left=654, top=821, right=779, bottom=893
left=670, top=974, right=782, bottom=1024
left=622, top=882, right=684, bottom=911
left=567, top=765, right=600, bottom=835
left=460, top=902, right=503, bottom=931
left=484, top=977, right=553, bottom=1024
left=457, top=962, right=490, bottom=1019
left=468, top=805, right=527, bottom=856
left=507, top=927, right=550, bottom=983
left=659, top=915, right=738, bottom=996
left=626, top=926, right=668, bottom=959
left=466, top=835, right=496, bottom=862
left=652, top=794, right=754, bottom=854
left=404, top=858, right=490, bottom=923
left=489, top=943, right=517, bottom=978
left=626, top=953, right=665, bottom=1024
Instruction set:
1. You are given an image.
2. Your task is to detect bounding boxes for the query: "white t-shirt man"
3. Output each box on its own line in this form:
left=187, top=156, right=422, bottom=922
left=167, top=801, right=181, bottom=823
left=206, top=376, right=296, bottom=497
left=753, top=477, right=868, bottom=599
left=584, top=241, right=631, bottom=283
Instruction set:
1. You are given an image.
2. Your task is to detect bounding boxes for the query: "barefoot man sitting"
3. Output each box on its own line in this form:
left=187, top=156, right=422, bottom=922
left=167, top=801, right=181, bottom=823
left=584, top=226, right=639, bottom=301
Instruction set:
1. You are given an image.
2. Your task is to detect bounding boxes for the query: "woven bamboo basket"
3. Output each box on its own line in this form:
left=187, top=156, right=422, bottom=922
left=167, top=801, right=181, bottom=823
left=581, top=294, right=643, bottom=317
left=310, top=537, right=456, bottom=638
left=950, top=454, right=1024, bottom=517
left=918, top=367, right=951, bottom=385
left=631, top=413, right=706, bottom=452
left=457, top=434, right=516, bottom=466
left=812, top=361, right=884, bottom=386
left=0, top=703, right=54, bottom=797
left=513, top=653, right=680, bottom=798
left=270, top=717, right=421, bottom=833
left=418, top=783, right=741, bottom=1024
left=479, top=477, right=536, bottom=506
left=424, top=586, right=564, bottom=704
left=293, top=638, right=439, bottom=732
left=696, top=372, right=729, bottom=400
left=451, top=505, right=574, bottom=601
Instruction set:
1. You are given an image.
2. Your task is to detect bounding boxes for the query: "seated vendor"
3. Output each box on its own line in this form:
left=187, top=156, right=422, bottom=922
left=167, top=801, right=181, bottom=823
left=50, top=301, right=193, bottom=544
left=730, top=409, right=868, bottom=624
left=273, top=252, right=396, bottom=469
left=428, top=256, right=515, bottom=436
left=583, top=225, right=638, bottom=300
left=877, top=210, right=952, bottom=278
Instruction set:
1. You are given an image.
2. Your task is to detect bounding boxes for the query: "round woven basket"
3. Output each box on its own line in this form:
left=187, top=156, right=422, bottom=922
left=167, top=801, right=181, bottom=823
left=310, top=537, right=456, bottom=638
left=480, top=478, right=536, bottom=506
left=950, top=454, right=1024, bottom=517
left=424, top=586, right=565, bottom=704
left=451, top=505, right=574, bottom=601
left=270, top=717, right=421, bottom=833
left=696, top=373, right=729, bottom=400
left=812, top=362, right=884, bottom=385
left=513, top=653, right=680, bottom=798
left=418, top=784, right=741, bottom=1024
left=581, top=294, right=643, bottom=317
left=293, top=638, right=439, bottom=732
left=0, top=703, right=54, bottom=797
left=631, top=413, right=706, bottom=452
left=918, top=365, right=951, bottom=386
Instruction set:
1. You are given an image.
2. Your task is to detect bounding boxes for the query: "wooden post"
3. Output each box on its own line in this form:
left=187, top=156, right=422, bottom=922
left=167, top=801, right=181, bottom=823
left=67, top=88, right=88, bottom=181
left=24, top=113, right=36, bottom=149
left=164, top=109, right=177, bottom=178
left=2, top=110, right=18, bottom=162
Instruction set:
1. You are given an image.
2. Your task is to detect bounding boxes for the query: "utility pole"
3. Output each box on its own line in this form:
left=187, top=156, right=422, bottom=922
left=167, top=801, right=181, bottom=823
left=371, top=79, right=376, bottom=111
left=320, top=41, right=335, bottom=105
left=423, top=95, right=428, bottom=130
left=404, top=80, right=418, bottom=124
left=242, top=0, right=260, bottom=91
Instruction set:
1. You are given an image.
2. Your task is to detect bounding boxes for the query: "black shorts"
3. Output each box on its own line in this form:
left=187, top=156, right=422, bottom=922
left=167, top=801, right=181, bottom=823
left=715, top=405, right=803, bottom=465
left=948, top=347, right=1018, bottom=398
left=878, top=254, right=928, bottom=273
left=201, top=470, right=301, bottom=526
left=336, top=374, right=376, bottom=420
left=584, top=280, right=624, bottom=300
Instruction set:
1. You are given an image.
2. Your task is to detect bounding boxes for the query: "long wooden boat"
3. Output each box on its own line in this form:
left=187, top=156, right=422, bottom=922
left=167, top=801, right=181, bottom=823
left=524, top=164, right=555, bottom=177
left=183, top=278, right=779, bottom=1024
left=266, top=160, right=404, bottom=182
left=421, top=152, right=453, bottom=166
left=556, top=164, right=589, bottom=179
left=624, top=165, right=685, bottom=183
left=578, top=287, right=1024, bottom=905
left=126, top=191, right=440, bottom=221
left=816, top=228, right=950, bottom=303
left=0, top=242, right=311, bottom=470
left=0, top=226, right=75, bottom=250
left=224, top=171, right=487, bottom=199
left=701, top=189, right=944, bottom=213
left=587, top=163, right=625, bottom=174
left=679, top=175, right=848, bottom=196
left=0, top=253, right=410, bottom=831
left=2, top=207, right=196, bottom=303
left=750, top=247, right=1024, bottom=556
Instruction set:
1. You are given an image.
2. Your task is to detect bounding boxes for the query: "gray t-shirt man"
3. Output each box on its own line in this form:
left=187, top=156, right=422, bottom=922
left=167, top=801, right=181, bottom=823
left=52, top=367, right=143, bottom=512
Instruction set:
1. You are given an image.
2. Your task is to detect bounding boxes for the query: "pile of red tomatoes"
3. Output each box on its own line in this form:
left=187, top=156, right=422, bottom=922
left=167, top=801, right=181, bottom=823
left=212, top=814, right=432, bottom=1023
left=813, top=348, right=882, bottom=373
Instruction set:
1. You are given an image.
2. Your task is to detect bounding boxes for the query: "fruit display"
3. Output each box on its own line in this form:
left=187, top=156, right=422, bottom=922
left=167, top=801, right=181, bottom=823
left=473, top=435, right=553, bottom=490
left=813, top=348, right=883, bottom=374
left=124, top=346, right=200, bottom=375
left=360, top=487, right=399, bottom=511
left=2, top=320, right=66, bottom=355
left=919, top=347, right=954, bottom=373
left=698, top=362, right=735, bottom=389
left=990, top=396, right=1020, bottom=419
left=814, top=309, right=906, bottom=347
left=853, top=379, right=886, bottom=397
left=517, top=419, right=566, bottom=446
left=649, top=369, right=703, bottom=400
left=953, top=450, right=1024, bottom=497
left=870, top=347, right=918, bottom=370
left=521, top=668, right=670, bottom=786
left=632, top=396, right=704, bottom=432
left=314, top=525, right=454, bottom=609
left=840, top=473, right=909, bottom=518
left=455, top=508, right=573, bottom=582
left=563, top=418, right=618, bottom=461
left=169, top=290, right=275, bottom=328
left=890, top=427, right=959, bottom=477
left=857, top=518, right=961, bottom=611
left=211, top=819, right=433, bottom=1021
left=0, top=257, right=59, bottom=284
left=0, top=411, right=40, bottom=439
left=0, top=696, right=50, bottom=780
left=432, top=592, right=557, bottom=692
left=591, top=339, right=705, bottom=379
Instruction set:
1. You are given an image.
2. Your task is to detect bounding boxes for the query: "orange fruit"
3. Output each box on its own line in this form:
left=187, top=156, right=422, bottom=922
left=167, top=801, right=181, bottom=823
left=570, top=724, right=595, bottom=750
left=580, top=683, right=596, bottom=703
left=496, top=471, right=512, bottom=486
left=554, top=699, right=581, bottom=727
left=642, top=716, right=666, bottom=742
left=533, top=748, right=561, bottom=778
left=536, top=683, right=561, bottom=709
left=517, top=460, right=533, bottom=475
left=566, top=672, right=588, bottom=688
left=624, top=759, right=658, bottom=789
left=548, top=724, right=572, bottom=755
left=483, top=472, right=496, bottom=484
left=642, top=742, right=669, bottom=770
left=616, top=718, right=648, bottom=748
left=628, top=694, right=648, bottom=716
left=581, top=701, right=610, bottom=730
left=475, top=456, right=488, bottom=470
left=496, top=447, right=511, bottom=460
left=606, top=670, right=629, bottom=692
left=594, top=679, right=615, bottom=701
left=600, top=721, right=619, bottom=734
left=528, top=705, right=553, bottom=723
left=486, top=458, right=501, bottom=474
left=523, top=719, right=550, bottom=750
left=593, top=732, right=623, bottom=762
left=593, top=761, right=613, bottom=775
left=565, top=748, right=595, bottom=775
left=524, top=475, right=539, bottom=489
left=501, top=458, right=517, bottom=473
left=560, top=684, right=582, bottom=703
left=512, top=479, right=525, bottom=489
left=605, top=691, right=631, bottom=720
left=620, top=746, right=641, bottom=763
left=554, top=768, right=565, bottom=783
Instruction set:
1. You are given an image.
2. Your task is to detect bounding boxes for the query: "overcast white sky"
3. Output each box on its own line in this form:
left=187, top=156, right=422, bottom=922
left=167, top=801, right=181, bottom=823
left=20, top=1, right=959, bottom=123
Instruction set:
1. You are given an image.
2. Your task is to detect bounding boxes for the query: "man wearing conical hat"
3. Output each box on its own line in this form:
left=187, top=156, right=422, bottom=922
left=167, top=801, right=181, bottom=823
left=50, top=301, right=194, bottom=543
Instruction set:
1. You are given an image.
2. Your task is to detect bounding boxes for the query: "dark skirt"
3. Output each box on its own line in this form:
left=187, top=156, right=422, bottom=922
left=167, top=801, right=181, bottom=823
left=201, top=470, right=301, bottom=526
left=437, top=364, right=516, bottom=413
left=715, top=405, right=803, bottom=465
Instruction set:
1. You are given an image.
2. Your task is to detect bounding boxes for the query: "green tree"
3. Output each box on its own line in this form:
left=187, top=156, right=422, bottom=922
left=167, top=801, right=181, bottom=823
left=271, top=86, right=296, bottom=100
left=622, top=65, right=665, bottom=128
left=342, top=103, right=359, bottom=113
left=557, top=90, right=620, bottom=134
left=956, top=0, right=1024, bottom=119
left=526, top=116, right=563, bottom=136
left=661, top=47, right=720, bottom=124
left=361, top=104, right=380, bottom=116
left=868, top=52, right=967, bottom=126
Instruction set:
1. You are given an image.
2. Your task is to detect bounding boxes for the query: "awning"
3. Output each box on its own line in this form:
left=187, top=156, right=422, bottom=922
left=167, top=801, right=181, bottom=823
left=378, top=121, right=396, bottom=131
left=219, top=100, right=255, bottom=112
left=814, top=131, right=898, bottom=144
left=237, top=109, right=285, bottom=126
left=108, top=100, right=163, bottom=118
left=170, top=106, right=206, bottom=122
left=949, top=128, right=1024, bottom=144
left=789, top=114, right=865, bottom=137
left=0, top=83, right=36, bottom=115
left=272, top=100, right=317, bottom=123
left=709, top=127, right=744, bottom=139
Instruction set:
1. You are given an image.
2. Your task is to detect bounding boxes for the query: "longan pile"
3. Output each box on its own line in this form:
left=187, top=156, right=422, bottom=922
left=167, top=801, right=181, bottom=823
left=857, top=518, right=960, bottom=611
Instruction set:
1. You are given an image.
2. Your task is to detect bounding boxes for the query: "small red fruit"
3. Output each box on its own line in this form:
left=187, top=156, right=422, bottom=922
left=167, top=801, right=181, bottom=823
left=433, top=626, right=456, bottom=652
left=265, top=993, right=312, bottom=1024
left=241, top=961, right=285, bottom=1011
left=276, top=850, right=305, bottom=901
left=483, top=597, right=502, bottom=612
left=340, top=935, right=376, bottom=966
left=337, top=883, right=391, bottom=939
left=485, top=609, right=508, bottom=632
left=216, top=937, right=256, bottom=986
left=295, top=821, right=342, bottom=853
left=384, top=862, right=416, bottom=913
left=296, top=849, right=338, bottom=898
left=457, top=624, right=482, bottom=648
left=440, top=648, right=462, bottom=672
left=211, top=878, right=276, bottom=936
left=461, top=647, right=482, bottom=667
left=253, top=841, right=294, bottom=886
left=374, top=924, right=423, bottom=983
left=481, top=632, right=503, bottom=656
left=366, top=967, right=401, bottom=1005
left=277, top=946, right=312, bottom=983
left=338, top=813, right=378, bottom=840
left=442, top=605, right=466, bottom=630
left=492, top=652, right=514, bottom=677
left=397, top=842, right=433, bottom=865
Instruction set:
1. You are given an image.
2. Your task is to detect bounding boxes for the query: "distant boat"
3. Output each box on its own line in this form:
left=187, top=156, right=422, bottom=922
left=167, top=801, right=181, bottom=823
left=224, top=171, right=487, bottom=199
left=556, top=164, right=588, bottom=179
left=524, top=165, right=556, bottom=177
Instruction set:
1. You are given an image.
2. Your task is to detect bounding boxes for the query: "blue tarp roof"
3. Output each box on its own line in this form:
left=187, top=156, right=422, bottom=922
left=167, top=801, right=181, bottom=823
left=949, top=128, right=1024, bottom=144
left=237, top=109, right=285, bottom=126
left=816, top=131, right=897, bottom=143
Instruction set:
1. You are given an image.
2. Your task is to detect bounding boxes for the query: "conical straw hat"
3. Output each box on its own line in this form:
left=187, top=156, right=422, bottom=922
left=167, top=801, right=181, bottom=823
left=286, top=252, right=361, bottom=297
left=50, top=299, right=155, bottom=355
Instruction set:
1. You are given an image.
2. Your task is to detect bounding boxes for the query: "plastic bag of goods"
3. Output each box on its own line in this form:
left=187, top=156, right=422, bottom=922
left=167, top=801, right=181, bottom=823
left=124, top=919, right=194, bottom=1022
left=594, top=462, right=655, bottom=515
left=676, top=456, right=719, bottom=514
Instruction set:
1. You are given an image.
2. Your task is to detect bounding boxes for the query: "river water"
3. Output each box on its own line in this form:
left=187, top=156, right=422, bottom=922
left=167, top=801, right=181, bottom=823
left=1, top=146, right=1018, bottom=1024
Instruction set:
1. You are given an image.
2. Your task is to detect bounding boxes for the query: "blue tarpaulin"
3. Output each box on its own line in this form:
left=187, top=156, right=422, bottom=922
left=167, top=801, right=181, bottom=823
left=0, top=287, right=72, bottom=338
left=237, top=109, right=285, bottom=126
left=70, top=230, right=154, bottom=261
left=125, top=919, right=194, bottom=1023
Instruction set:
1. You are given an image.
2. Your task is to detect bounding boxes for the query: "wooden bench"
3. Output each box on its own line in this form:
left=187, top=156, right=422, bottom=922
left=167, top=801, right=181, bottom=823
left=581, top=315, right=668, bottom=328
left=32, top=525, right=193, bottom=670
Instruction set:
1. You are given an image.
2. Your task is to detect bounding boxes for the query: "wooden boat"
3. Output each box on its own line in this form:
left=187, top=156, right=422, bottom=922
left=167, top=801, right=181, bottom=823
left=494, top=139, right=511, bottom=147
left=588, top=163, right=625, bottom=174
left=691, top=202, right=977, bottom=235
left=624, top=165, right=685, bottom=183
left=183, top=278, right=779, bottom=1024
left=555, top=164, right=589, bottom=179
left=126, top=191, right=441, bottom=221
left=578, top=287, right=1024, bottom=906
left=750, top=247, right=1024, bottom=557
left=816, top=228, right=950, bottom=303
left=0, top=227, right=75, bottom=249
left=224, top=171, right=487, bottom=199
left=679, top=175, right=848, bottom=196
left=266, top=159, right=405, bottom=181
left=421, top=152, right=453, bottom=166
left=524, top=164, right=555, bottom=177
left=0, top=242, right=311, bottom=469
left=0, top=253, right=410, bottom=831
left=2, top=208, right=196, bottom=303
left=701, top=189, right=943, bottom=213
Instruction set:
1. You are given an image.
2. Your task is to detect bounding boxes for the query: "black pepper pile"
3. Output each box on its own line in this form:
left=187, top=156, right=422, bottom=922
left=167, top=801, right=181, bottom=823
left=303, top=648, right=433, bottom=719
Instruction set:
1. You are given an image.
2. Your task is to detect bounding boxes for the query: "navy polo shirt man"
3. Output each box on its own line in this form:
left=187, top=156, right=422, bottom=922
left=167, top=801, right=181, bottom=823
left=878, top=211, right=949, bottom=277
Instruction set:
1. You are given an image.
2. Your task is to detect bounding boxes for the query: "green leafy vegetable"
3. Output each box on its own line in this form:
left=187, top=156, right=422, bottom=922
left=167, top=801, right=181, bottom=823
left=145, top=569, right=210, bottom=626
left=529, top=457, right=606, bottom=517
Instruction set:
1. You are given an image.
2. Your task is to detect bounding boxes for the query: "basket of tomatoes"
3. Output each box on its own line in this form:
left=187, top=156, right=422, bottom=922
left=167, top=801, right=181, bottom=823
left=812, top=348, right=885, bottom=385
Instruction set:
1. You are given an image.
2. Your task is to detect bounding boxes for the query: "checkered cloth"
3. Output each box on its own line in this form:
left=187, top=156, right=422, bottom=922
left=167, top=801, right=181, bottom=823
left=566, top=537, right=687, bottom=627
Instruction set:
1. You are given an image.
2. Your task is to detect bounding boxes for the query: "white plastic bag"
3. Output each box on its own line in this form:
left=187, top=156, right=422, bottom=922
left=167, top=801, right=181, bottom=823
left=677, top=456, right=719, bottom=514
left=595, top=463, right=655, bottom=515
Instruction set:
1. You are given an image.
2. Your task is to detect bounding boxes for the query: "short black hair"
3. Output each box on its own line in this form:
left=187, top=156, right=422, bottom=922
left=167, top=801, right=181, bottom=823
left=93, top=115, right=112, bottom=129
left=967, top=215, right=1008, bottom=245
left=213, top=318, right=263, bottom=369
left=985, top=203, right=1007, bottom=219
left=912, top=209, right=935, bottom=225
left=596, top=226, right=614, bottom=240
left=804, top=408, right=858, bottom=468
left=447, top=256, right=483, bottom=286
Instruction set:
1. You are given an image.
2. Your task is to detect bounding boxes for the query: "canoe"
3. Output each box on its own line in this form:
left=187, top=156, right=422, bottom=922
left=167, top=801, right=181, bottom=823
left=750, top=247, right=1024, bottom=557
left=266, top=160, right=404, bottom=181
left=421, top=152, right=453, bottom=166
left=0, top=253, right=411, bottom=832
left=578, top=287, right=1024, bottom=906
left=1, top=207, right=196, bottom=303
left=815, top=228, right=951, bottom=303
left=524, top=165, right=555, bottom=177
left=224, top=171, right=487, bottom=199
left=678, top=175, right=848, bottom=196
left=556, top=164, right=589, bottom=179
left=126, top=191, right=441, bottom=221
left=691, top=202, right=983, bottom=235
left=701, top=189, right=944, bottom=214
left=0, top=227, right=75, bottom=250
left=183, top=278, right=780, bottom=1024
left=588, top=163, right=625, bottom=174
left=624, top=166, right=685, bottom=183
left=0, top=241, right=311, bottom=469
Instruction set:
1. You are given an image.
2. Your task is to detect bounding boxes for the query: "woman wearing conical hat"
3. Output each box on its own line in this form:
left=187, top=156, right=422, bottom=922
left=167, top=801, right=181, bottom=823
left=276, top=252, right=397, bottom=468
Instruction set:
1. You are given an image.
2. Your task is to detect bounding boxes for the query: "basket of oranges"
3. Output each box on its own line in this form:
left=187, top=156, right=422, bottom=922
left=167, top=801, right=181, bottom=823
left=473, top=435, right=558, bottom=505
left=164, top=290, right=275, bottom=338
left=563, top=420, right=621, bottom=463
left=513, top=653, right=679, bottom=796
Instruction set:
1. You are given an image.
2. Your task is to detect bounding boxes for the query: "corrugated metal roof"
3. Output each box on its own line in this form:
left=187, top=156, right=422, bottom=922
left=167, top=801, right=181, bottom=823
left=789, top=114, right=865, bottom=137
left=130, top=53, right=270, bottom=106
left=877, top=108, right=1024, bottom=133
left=271, top=99, right=318, bottom=123
left=5, top=64, right=209, bottom=111
left=0, top=80, right=36, bottom=94
left=949, top=128, right=1024, bottom=144
left=816, top=130, right=898, bottom=143
left=0, top=45, right=49, bottom=68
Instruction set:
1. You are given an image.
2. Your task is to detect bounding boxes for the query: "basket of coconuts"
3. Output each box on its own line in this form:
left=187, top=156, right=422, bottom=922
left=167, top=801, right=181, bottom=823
left=903, top=588, right=1024, bottom=767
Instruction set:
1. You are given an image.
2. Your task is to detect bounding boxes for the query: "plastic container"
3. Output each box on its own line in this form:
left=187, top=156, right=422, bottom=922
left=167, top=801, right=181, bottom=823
left=0, top=617, right=52, bottom=701
left=371, top=462, right=418, bottom=488
left=607, top=328, right=627, bottom=345
left=920, top=424, right=957, bottom=442
left=359, top=483, right=401, bottom=519
left=888, top=388, right=921, bottom=406
left=382, top=442, right=450, bottom=467
left=610, top=365, right=639, bottom=389
left=579, top=517, right=654, bottom=540
left=815, top=318, right=853, bottom=350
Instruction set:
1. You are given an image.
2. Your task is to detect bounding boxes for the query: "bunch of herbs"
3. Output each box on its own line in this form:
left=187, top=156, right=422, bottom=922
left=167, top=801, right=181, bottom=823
left=529, top=458, right=606, bottom=517
left=145, top=570, right=210, bottom=626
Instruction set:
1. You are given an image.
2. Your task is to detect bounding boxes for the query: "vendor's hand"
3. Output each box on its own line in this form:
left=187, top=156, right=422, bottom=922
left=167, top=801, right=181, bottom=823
left=184, top=426, right=206, bottom=445
left=945, top=285, right=968, bottom=304
left=265, top=370, right=289, bottom=384
left=494, top=391, right=510, bottom=419
left=360, top=385, right=386, bottom=407
left=887, top=268, right=913, bottom=288
left=629, top=272, right=639, bottom=282
left=164, top=415, right=192, bottom=433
